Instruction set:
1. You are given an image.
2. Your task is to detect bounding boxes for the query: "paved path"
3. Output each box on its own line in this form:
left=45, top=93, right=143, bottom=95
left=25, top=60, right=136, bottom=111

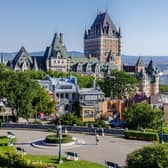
left=0, top=129, right=150, bottom=166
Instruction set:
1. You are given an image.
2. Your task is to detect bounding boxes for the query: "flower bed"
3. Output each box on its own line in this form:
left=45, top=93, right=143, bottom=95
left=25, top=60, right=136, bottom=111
left=45, top=134, right=72, bottom=144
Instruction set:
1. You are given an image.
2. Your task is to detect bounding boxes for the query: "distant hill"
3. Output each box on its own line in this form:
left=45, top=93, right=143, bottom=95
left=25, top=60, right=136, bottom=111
left=0, top=51, right=83, bottom=62
left=68, top=51, right=83, bottom=57
left=122, top=55, right=168, bottom=65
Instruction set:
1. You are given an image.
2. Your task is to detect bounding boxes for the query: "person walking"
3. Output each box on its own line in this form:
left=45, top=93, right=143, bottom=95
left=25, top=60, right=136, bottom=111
left=95, top=133, right=100, bottom=145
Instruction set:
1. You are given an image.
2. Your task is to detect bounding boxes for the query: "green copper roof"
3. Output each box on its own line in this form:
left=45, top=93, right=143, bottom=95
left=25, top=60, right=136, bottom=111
left=44, top=33, right=67, bottom=59
left=70, top=57, right=99, bottom=65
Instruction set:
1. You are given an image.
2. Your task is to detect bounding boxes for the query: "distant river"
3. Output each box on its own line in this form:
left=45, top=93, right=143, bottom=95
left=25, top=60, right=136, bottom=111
left=160, top=75, right=168, bottom=85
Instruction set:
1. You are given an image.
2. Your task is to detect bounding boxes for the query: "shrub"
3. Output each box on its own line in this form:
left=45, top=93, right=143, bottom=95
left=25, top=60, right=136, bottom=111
left=126, top=143, right=168, bottom=168
left=45, top=134, right=72, bottom=144
left=60, top=113, right=83, bottom=126
left=124, top=130, right=159, bottom=141
left=0, top=152, right=47, bottom=168
left=144, top=128, right=158, bottom=133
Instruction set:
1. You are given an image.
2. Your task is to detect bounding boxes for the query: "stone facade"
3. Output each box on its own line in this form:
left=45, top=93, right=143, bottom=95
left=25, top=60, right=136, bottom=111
left=123, top=57, right=160, bottom=97
left=44, top=33, right=68, bottom=72
left=7, top=46, right=35, bottom=71
left=7, top=11, right=121, bottom=76
left=84, top=11, right=121, bottom=70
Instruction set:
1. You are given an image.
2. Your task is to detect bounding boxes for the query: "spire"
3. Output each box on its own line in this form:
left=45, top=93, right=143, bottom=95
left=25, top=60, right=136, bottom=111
left=119, top=26, right=121, bottom=37
left=136, top=57, right=144, bottom=66
left=51, top=33, right=59, bottom=49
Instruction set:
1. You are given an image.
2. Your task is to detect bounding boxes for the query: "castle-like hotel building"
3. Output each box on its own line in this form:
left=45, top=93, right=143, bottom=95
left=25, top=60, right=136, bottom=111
left=6, top=11, right=159, bottom=97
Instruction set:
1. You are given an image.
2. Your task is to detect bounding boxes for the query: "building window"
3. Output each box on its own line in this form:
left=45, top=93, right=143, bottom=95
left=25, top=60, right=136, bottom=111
left=65, top=93, right=69, bottom=99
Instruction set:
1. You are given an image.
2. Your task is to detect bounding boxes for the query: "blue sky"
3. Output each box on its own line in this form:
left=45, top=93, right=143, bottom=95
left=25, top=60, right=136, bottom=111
left=0, top=0, right=168, bottom=56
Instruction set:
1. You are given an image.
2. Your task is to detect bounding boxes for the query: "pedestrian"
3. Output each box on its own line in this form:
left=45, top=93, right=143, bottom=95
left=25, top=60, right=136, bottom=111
left=95, top=133, right=100, bottom=145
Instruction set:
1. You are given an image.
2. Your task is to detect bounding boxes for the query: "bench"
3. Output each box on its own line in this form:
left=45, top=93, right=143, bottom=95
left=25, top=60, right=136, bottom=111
left=105, top=161, right=120, bottom=168
left=16, top=147, right=26, bottom=155
left=7, top=131, right=15, bottom=139
left=65, top=152, right=79, bottom=161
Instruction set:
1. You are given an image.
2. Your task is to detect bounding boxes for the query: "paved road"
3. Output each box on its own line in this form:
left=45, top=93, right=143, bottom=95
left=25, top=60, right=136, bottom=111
left=0, top=129, right=150, bottom=167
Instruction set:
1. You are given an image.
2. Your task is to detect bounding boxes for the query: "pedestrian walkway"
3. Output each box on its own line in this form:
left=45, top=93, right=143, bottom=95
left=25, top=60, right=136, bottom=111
left=0, top=129, right=150, bottom=167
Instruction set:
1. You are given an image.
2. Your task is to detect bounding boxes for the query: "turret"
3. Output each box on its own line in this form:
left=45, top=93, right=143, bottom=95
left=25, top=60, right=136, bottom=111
left=135, top=57, right=144, bottom=73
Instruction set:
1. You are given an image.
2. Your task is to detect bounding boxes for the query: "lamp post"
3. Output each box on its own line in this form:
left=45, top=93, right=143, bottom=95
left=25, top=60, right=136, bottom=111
left=160, top=116, right=164, bottom=144
left=57, top=121, right=63, bottom=163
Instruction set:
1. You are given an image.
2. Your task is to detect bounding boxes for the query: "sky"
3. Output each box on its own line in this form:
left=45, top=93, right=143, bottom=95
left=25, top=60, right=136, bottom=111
left=0, top=0, right=168, bottom=56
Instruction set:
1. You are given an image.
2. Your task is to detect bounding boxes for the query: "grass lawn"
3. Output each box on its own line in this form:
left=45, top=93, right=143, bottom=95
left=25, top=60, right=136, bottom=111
left=26, top=155, right=104, bottom=168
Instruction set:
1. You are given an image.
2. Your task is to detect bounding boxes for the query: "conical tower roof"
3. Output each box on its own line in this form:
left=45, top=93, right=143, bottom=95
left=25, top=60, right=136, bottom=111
left=136, top=57, right=144, bottom=66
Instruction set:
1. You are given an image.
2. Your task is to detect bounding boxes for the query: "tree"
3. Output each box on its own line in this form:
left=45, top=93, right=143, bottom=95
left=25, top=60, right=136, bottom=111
left=124, top=102, right=164, bottom=129
left=126, top=144, right=168, bottom=168
left=60, top=113, right=82, bottom=126
left=97, top=70, right=138, bottom=98
left=71, top=72, right=94, bottom=88
left=32, top=87, right=56, bottom=117
left=1, top=71, right=55, bottom=122
left=159, top=84, right=168, bottom=94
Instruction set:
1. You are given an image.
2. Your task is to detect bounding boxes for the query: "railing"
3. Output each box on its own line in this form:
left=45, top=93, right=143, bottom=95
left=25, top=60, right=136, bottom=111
left=1, top=123, right=124, bottom=136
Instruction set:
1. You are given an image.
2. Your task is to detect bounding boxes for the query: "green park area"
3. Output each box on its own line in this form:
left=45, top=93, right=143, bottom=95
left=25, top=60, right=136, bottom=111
left=0, top=136, right=103, bottom=168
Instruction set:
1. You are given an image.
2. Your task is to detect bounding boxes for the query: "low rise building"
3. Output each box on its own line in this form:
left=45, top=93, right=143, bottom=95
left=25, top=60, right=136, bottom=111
left=38, top=75, right=79, bottom=116
left=79, top=87, right=104, bottom=122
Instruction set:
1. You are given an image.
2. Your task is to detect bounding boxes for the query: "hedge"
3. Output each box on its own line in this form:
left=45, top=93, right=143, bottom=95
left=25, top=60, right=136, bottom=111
left=0, top=152, right=47, bottom=168
left=124, top=130, right=159, bottom=141
left=45, top=134, right=72, bottom=144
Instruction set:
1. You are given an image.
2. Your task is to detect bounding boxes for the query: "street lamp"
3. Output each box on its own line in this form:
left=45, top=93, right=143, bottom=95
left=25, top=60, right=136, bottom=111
left=57, top=121, right=63, bottom=163
left=160, top=116, right=164, bottom=144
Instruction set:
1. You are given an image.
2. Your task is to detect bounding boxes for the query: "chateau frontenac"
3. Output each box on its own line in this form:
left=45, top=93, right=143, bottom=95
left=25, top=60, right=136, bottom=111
left=7, top=11, right=121, bottom=77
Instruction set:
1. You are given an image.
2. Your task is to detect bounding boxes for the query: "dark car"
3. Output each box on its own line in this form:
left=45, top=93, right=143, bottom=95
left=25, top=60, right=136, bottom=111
left=109, top=120, right=127, bottom=128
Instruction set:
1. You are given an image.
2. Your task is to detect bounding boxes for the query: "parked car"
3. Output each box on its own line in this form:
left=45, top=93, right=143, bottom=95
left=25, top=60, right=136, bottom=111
left=109, top=120, right=127, bottom=128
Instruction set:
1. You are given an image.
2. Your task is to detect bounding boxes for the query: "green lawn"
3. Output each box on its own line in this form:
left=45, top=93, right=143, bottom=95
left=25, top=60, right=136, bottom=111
left=26, top=155, right=104, bottom=168
left=0, top=136, right=104, bottom=168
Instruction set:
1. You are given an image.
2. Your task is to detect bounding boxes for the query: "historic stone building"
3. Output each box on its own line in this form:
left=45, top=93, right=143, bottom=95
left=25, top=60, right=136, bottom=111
left=84, top=11, right=121, bottom=70
left=44, top=33, right=69, bottom=72
left=123, top=57, right=160, bottom=97
left=7, top=11, right=121, bottom=76
left=7, top=33, right=69, bottom=72
left=7, top=46, right=37, bottom=71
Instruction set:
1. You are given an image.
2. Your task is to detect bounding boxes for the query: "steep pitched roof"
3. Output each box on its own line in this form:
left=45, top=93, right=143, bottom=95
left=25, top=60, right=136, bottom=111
left=12, top=46, right=32, bottom=66
left=147, top=60, right=159, bottom=74
left=44, top=33, right=67, bottom=59
left=91, top=11, right=117, bottom=31
left=33, top=56, right=46, bottom=71
left=51, top=33, right=60, bottom=50
left=136, top=57, right=144, bottom=66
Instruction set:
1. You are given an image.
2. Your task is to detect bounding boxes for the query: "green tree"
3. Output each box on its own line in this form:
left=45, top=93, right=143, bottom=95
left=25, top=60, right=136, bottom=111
left=71, top=72, right=94, bottom=88
left=126, top=144, right=168, bottom=168
left=124, top=102, right=164, bottom=129
left=97, top=70, right=138, bottom=98
left=32, top=87, right=55, bottom=117
left=159, top=84, right=168, bottom=94
left=60, top=113, right=82, bottom=126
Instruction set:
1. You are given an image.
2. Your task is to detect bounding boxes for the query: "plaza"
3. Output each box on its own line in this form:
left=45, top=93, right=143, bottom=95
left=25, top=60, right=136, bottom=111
left=0, top=129, right=150, bottom=167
